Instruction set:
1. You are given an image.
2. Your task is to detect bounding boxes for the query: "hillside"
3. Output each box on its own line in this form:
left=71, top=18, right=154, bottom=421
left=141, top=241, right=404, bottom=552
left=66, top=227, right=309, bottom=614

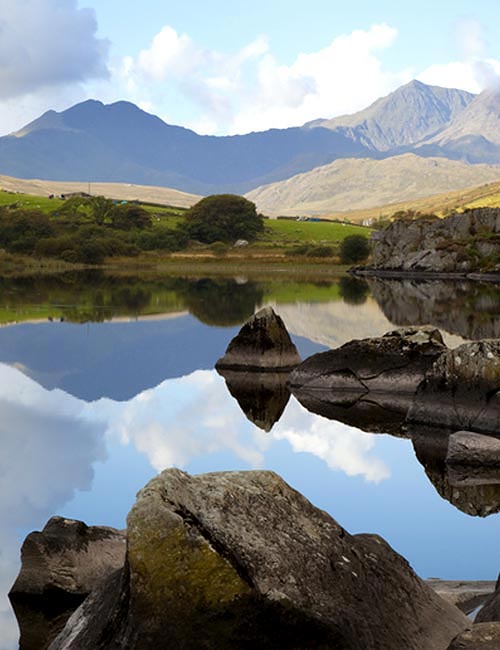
left=246, top=154, right=500, bottom=216
left=0, top=175, right=201, bottom=208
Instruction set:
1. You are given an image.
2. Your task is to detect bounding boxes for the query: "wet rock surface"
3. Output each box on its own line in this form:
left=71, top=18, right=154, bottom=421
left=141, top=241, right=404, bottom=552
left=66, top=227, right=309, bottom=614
left=447, top=623, right=500, bottom=649
left=48, top=468, right=467, bottom=650
left=215, top=306, right=301, bottom=371
left=289, top=326, right=445, bottom=394
left=9, top=517, right=126, bottom=650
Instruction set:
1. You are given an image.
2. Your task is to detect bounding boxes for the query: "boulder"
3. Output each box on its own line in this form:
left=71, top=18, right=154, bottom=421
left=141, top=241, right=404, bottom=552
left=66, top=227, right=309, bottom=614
left=215, top=306, right=301, bottom=371
left=447, top=623, right=500, bottom=649
left=407, top=341, right=500, bottom=433
left=446, top=432, right=500, bottom=486
left=49, top=468, right=467, bottom=650
left=9, top=516, right=126, bottom=650
left=289, top=326, right=445, bottom=394
left=216, top=367, right=291, bottom=431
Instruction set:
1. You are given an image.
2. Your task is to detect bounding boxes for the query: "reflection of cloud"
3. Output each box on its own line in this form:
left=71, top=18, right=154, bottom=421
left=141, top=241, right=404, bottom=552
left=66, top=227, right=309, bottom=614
left=0, top=365, right=108, bottom=649
left=273, top=399, right=390, bottom=483
left=0, top=363, right=391, bottom=646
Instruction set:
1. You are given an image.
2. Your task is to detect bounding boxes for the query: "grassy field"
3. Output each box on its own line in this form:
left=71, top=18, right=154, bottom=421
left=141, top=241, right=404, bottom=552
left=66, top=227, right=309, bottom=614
left=0, top=190, right=65, bottom=212
left=262, top=218, right=370, bottom=244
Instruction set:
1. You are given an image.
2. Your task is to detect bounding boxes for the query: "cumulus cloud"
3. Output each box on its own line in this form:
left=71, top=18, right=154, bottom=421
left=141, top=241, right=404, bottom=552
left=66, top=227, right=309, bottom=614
left=0, top=0, right=109, bottom=100
left=418, top=18, right=500, bottom=93
left=119, top=23, right=411, bottom=134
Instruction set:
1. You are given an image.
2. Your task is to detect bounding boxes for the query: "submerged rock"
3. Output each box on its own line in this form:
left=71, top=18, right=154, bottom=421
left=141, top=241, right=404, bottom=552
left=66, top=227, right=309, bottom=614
left=289, top=326, right=445, bottom=394
left=407, top=341, right=500, bottom=433
left=9, top=516, right=126, bottom=650
left=215, top=306, right=301, bottom=371
left=217, top=367, right=291, bottom=431
left=447, top=623, right=500, bottom=649
left=49, top=468, right=467, bottom=650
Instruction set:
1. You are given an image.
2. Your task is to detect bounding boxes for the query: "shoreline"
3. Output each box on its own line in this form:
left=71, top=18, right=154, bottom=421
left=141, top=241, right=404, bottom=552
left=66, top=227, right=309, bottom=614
left=351, top=266, right=500, bottom=283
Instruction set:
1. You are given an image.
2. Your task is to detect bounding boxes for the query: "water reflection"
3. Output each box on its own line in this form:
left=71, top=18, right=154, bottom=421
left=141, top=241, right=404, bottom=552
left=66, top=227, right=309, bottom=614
left=369, top=278, right=500, bottom=340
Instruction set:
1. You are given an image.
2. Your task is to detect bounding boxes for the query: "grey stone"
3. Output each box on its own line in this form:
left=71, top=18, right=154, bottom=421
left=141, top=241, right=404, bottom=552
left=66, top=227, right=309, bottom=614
left=216, top=306, right=301, bottom=371
left=49, top=468, right=467, bottom=650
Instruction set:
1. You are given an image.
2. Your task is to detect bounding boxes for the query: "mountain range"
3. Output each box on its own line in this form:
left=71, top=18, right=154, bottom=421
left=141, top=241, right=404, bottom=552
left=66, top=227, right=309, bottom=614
left=2, top=79, right=500, bottom=214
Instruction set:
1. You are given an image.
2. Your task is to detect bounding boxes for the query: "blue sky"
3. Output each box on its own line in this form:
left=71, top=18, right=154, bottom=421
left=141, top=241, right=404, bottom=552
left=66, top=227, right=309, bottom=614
left=2, top=0, right=500, bottom=136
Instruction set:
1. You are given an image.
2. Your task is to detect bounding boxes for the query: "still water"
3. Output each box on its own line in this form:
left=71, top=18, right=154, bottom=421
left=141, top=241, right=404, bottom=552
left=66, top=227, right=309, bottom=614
left=1, top=272, right=500, bottom=649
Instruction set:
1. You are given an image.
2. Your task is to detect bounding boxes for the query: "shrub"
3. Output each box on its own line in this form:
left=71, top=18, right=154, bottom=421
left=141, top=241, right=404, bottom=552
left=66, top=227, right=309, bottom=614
left=339, top=235, right=370, bottom=264
left=185, top=194, right=263, bottom=244
left=305, top=245, right=334, bottom=257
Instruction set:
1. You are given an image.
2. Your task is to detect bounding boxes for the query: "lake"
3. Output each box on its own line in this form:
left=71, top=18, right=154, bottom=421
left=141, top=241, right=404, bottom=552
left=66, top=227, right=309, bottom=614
left=1, top=271, right=500, bottom=649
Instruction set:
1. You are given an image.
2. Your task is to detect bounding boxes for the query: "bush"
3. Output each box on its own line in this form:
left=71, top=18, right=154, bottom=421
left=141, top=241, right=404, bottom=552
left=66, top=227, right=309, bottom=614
left=305, top=245, right=334, bottom=257
left=339, top=235, right=370, bottom=264
left=185, top=194, right=264, bottom=244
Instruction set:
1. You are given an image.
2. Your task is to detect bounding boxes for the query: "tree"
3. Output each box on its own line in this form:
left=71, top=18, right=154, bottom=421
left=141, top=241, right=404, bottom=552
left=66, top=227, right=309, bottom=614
left=339, top=234, right=370, bottom=264
left=185, top=194, right=264, bottom=244
left=108, top=204, right=152, bottom=230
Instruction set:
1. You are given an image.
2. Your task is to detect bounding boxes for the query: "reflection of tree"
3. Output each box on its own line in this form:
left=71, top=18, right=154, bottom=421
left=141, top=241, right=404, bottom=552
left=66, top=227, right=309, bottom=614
left=339, top=277, right=369, bottom=305
left=178, top=279, right=264, bottom=326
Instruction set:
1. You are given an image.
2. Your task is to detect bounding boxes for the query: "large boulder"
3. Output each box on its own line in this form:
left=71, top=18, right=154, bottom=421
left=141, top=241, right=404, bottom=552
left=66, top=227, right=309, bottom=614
left=49, top=469, right=467, bottom=650
left=215, top=306, right=301, bottom=371
left=407, top=341, right=500, bottom=433
left=447, top=623, right=500, bottom=649
left=476, top=574, right=500, bottom=623
left=289, top=326, right=445, bottom=395
left=446, top=431, right=500, bottom=486
left=9, top=517, right=126, bottom=650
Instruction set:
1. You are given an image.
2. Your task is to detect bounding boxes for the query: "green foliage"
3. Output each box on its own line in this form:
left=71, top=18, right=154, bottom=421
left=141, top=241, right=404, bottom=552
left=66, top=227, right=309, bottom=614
left=305, top=245, right=334, bottom=257
left=108, top=204, right=152, bottom=230
left=209, top=241, right=229, bottom=256
left=185, top=194, right=263, bottom=244
left=339, top=235, right=371, bottom=264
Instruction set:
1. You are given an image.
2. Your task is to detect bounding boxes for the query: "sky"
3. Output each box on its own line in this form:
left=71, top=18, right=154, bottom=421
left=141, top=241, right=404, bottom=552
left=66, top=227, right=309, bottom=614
left=2, top=0, right=500, bottom=136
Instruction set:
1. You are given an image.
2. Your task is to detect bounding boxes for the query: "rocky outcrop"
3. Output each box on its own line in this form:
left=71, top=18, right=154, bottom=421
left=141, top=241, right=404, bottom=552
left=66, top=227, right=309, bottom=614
left=368, top=208, right=500, bottom=275
left=9, top=517, right=126, bottom=650
left=289, top=326, right=445, bottom=396
left=407, top=341, right=500, bottom=433
left=446, top=432, right=500, bottom=486
left=216, top=306, right=301, bottom=371
left=427, top=580, right=496, bottom=615
left=216, top=367, right=291, bottom=431
left=447, top=623, right=500, bottom=649
left=48, top=469, right=468, bottom=650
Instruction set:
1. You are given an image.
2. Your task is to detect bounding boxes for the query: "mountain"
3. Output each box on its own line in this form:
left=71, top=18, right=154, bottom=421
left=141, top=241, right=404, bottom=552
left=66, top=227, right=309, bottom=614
left=306, top=80, right=475, bottom=150
left=0, top=100, right=370, bottom=194
left=246, top=153, right=500, bottom=215
left=415, top=88, right=500, bottom=163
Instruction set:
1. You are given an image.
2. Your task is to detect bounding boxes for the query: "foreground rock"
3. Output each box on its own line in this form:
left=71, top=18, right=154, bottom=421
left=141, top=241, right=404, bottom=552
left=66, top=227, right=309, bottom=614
left=49, top=469, right=467, bottom=650
left=9, top=517, right=126, bottom=650
left=407, top=341, right=500, bottom=433
left=447, top=623, right=500, bottom=649
left=289, top=327, right=445, bottom=412
left=215, top=306, right=301, bottom=371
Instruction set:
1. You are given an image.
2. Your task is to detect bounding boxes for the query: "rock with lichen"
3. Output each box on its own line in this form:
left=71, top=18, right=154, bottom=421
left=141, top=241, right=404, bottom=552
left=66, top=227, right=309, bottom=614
left=49, top=468, right=467, bottom=650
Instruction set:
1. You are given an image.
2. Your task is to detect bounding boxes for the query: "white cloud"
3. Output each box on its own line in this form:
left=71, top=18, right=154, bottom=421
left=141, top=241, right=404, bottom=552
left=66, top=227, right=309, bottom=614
left=0, top=0, right=109, bottom=99
left=119, top=23, right=412, bottom=135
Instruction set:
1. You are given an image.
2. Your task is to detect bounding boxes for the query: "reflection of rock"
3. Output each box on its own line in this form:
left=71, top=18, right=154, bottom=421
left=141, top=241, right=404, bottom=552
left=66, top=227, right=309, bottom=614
left=407, top=341, right=500, bottom=433
left=216, top=368, right=290, bottom=431
left=446, top=432, right=500, bottom=485
left=216, top=306, right=301, bottom=371
left=289, top=327, right=444, bottom=394
left=447, top=623, right=500, bottom=649
left=291, top=388, right=412, bottom=437
left=411, top=426, right=500, bottom=517
left=368, top=277, right=500, bottom=340
left=10, top=517, right=126, bottom=650
left=427, top=579, right=496, bottom=615
left=49, top=469, right=468, bottom=650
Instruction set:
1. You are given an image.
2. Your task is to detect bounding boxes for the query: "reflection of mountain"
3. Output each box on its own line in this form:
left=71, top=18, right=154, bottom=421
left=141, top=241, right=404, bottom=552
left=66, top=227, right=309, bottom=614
left=369, top=278, right=500, bottom=341
left=271, top=298, right=395, bottom=349
left=216, top=368, right=291, bottom=431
